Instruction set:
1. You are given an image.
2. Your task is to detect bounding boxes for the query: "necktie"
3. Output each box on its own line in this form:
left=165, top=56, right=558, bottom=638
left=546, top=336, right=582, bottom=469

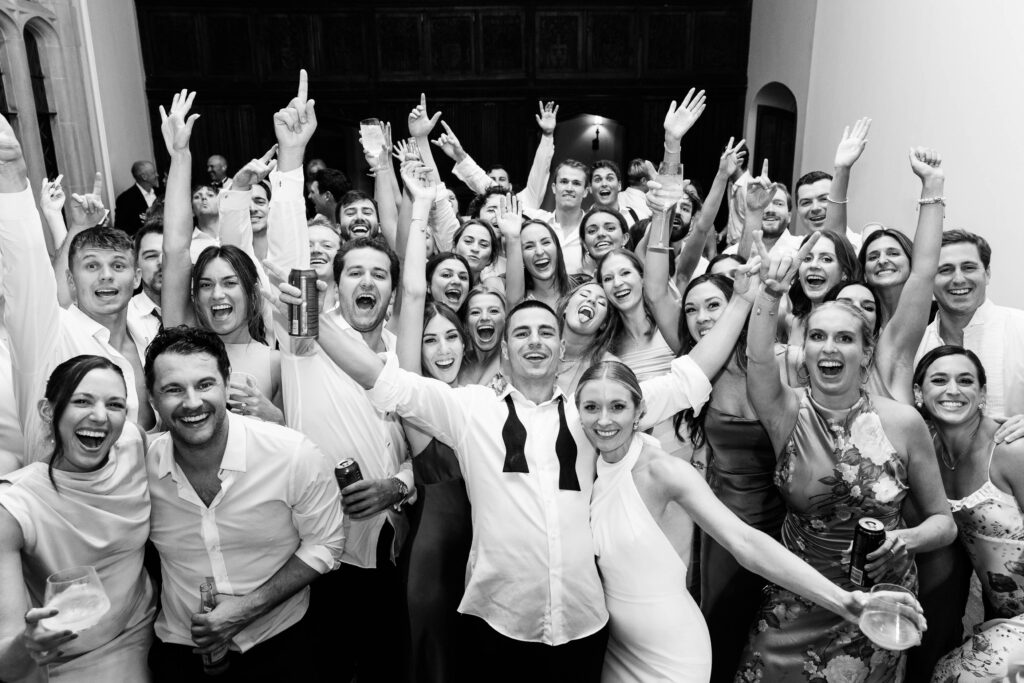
left=501, top=394, right=580, bottom=491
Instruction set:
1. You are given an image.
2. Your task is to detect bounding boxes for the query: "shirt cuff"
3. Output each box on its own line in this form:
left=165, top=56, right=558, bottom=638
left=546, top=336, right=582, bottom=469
left=294, top=544, right=339, bottom=575
left=393, top=468, right=415, bottom=493
left=220, top=189, right=252, bottom=210
left=269, top=167, right=304, bottom=199
left=0, top=186, right=37, bottom=218
left=671, top=354, right=714, bottom=415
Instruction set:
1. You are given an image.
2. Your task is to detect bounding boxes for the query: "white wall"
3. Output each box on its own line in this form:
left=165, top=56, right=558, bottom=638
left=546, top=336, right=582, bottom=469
left=80, top=0, right=152, bottom=203
left=750, top=0, right=1024, bottom=302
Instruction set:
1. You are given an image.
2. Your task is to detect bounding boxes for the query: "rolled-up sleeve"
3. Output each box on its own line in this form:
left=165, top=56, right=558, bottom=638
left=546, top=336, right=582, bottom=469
left=287, top=437, right=345, bottom=573
left=638, top=354, right=713, bottom=429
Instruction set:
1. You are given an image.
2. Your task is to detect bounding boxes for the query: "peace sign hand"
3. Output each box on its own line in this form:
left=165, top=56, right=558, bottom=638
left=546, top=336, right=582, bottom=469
left=719, top=137, right=747, bottom=178
left=40, top=174, right=65, bottom=213
left=232, top=145, right=278, bottom=191
left=745, top=159, right=773, bottom=212
left=754, top=229, right=820, bottom=297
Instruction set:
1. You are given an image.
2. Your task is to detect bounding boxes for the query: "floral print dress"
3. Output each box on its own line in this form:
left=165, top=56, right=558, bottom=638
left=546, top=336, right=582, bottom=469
left=931, top=458, right=1024, bottom=682
left=736, top=390, right=915, bottom=683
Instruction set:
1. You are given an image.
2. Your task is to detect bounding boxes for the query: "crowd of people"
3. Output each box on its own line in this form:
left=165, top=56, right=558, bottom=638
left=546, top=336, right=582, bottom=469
left=0, top=68, right=1021, bottom=683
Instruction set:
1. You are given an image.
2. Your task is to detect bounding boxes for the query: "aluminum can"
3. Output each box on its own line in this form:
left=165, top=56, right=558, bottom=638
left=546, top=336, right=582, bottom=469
left=288, top=268, right=319, bottom=338
left=849, top=517, right=886, bottom=588
left=335, top=458, right=363, bottom=491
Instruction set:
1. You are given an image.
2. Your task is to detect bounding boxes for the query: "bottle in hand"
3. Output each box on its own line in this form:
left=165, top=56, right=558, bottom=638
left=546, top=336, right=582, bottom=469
left=199, top=582, right=230, bottom=676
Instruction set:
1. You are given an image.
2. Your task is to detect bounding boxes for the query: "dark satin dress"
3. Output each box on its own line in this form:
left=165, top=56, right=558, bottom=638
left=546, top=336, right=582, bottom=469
left=700, top=407, right=786, bottom=683
left=400, top=438, right=473, bottom=683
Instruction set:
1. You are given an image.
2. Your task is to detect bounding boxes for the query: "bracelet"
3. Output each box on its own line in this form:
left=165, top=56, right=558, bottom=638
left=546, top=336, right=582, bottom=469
left=648, top=245, right=672, bottom=254
left=664, top=141, right=680, bottom=154
left=826, top=196, right=848, bottom=205
left=917, top=196, right=945, bottom=206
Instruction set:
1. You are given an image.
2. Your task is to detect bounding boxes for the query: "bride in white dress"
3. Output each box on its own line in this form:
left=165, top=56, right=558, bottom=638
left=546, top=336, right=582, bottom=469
left=577, top=360, right=922, bottom=683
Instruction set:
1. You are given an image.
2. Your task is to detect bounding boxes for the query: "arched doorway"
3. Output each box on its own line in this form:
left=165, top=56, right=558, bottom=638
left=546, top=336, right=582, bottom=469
left=750, top=82, right=797, bottom=189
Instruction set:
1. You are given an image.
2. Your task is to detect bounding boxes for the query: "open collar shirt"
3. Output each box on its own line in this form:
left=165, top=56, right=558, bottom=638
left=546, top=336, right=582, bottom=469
left=368, top=352, right=712, bottom=644
left=147, top=413, right=344, bottom=652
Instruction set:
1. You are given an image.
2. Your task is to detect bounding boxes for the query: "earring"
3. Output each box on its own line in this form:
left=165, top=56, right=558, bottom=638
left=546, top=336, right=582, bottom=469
left=979, top=402, right=986, bottom=412
left=632, top=419, right=640, bottom=432
left=796, top=363, right=810, bottom=386
left=859, top=364, right=870, bottom=385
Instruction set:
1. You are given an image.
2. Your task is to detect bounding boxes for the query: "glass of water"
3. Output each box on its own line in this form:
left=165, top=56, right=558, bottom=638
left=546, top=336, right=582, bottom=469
left=41, top=566, right=110, bottom=634
left=858, top=582, right=922, bottom=651
left=359, top=118, right=386, bottom=157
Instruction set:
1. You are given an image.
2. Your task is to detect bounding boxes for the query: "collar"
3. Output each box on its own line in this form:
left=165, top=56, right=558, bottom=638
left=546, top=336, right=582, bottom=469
left=497, top=380, right=567, bottom=408
left=154, top=412, right=245, bottom=479
left=67, top=304, right=111, bottom=344
left=131, top=291, right=160, bottom=316
left=329, top=307, right=393, bottom=352
left=934, top=298, right=994, bottom=336
left=135, top=183, right=155, bottom=197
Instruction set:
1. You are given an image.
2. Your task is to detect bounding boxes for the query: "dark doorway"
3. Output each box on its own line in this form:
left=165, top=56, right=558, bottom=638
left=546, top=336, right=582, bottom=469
left=753, top=105, right=795, bottom=189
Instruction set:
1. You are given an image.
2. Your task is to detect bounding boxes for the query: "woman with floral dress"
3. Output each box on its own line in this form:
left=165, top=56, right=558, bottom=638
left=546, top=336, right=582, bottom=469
left=737, top=235, right=956, bottom=682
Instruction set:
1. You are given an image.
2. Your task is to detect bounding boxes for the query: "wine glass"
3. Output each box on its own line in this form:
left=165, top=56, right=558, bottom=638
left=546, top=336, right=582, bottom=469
left=359, top=118, right=386, bottom=157
left=41, top=566, right=111, bottom=634
left=858, top=582, right=922, bottom=651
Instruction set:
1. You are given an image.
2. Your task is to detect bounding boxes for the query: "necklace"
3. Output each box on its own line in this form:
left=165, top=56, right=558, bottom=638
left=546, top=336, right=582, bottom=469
left=938, top=443, right=962, bottom=471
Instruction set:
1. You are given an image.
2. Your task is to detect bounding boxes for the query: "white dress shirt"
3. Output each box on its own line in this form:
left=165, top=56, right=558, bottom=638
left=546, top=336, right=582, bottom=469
left=136, top=182, right=157, bottom=208
left=916, top=298, right=1024, bottom=420
left=128, top=291, right=162, bottom=342
left=617, top=187, right=650, bottom=225
left=368, top=352, right=712, bottom=644
left=0, top=187, right=149, bottom=460
left=453, top=135, right=554, bottom=212
left=267, top=164, right=413, bottom=569
left=724, top=230, right=804, bottom=257
left=147, top=413, right=344, bottom=652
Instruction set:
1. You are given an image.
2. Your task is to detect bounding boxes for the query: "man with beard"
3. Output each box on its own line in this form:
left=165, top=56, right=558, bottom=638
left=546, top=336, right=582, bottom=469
left=262, top=69, right=414, bottom=682
left=307, top=167, right=350, bottom=224
left=0, top=113, right=157, bottom=444
left=725, top=183, right=802, bottom=258
left=337, top=190, right=381, bottom=242
left=144, top=326, right=344, bottom=681
left=304, top=292, right=752, bottom=682
left=529, top=159, right=589, bottom=275
left=129, top=220, right=164, bottom=340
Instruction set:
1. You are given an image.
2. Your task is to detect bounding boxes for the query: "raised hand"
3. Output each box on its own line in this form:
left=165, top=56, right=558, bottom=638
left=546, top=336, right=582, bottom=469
left=69, top=172, right=107, bottom=228
left=273, top=69, right=318, bottom=151
left=536, top=101, right=559, bottom=136
left=642, top=160, right=687, bottom=214
left=159, top=89, right=199, bottom=154
left=719, top=137, right=747, bottom=178
left=755, top=229, right=820, bottom=297
left=908, top=146, right=943, bottom=183
left=834, top=117, right=872, bottom=169
left=232, top=145, right=278, bottom=191
left=745, top=159, right=773, bottom=212
left=39, top=174, right=65, bottom=213
left=392, top=138, right=422, bottom=164
left=400, top=159, right=435, bottom=202
left=430, top=121, right=467, bottom=163
left=408, top=93, right=441, bottom=138
left=496, top=194, right=523, bottom=239
left=732, top=255, right=763, bottom=303
left=663, top=88, right=707, bottom=142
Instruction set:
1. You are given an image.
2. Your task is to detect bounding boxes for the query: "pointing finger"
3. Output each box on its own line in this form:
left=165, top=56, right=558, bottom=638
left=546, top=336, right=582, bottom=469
left=92, top=172, right=103, bottom=196
left=297, top=69, right=308, bottom=103
left=259, top=144, right=278, bottom=164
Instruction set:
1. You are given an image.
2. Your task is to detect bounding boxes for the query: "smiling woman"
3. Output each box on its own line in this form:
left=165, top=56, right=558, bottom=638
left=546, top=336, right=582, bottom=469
left=0, top=355, right=154, bottom=681
left=426, top=252, right=471, bottom=315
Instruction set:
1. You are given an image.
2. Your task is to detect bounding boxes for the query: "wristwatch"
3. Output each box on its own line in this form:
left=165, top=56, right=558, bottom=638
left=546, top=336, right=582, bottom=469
left=391, top=477, right=410, bottom=510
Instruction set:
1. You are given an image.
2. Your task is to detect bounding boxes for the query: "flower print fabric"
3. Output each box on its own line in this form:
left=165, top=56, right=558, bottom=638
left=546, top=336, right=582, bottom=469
left=736, top=390, right=914, bottom=682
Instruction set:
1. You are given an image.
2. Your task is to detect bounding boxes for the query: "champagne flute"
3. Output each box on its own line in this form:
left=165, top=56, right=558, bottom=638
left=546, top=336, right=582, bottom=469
left=359, top=118, right=386, bottom=157
left=858, top=582, right=922, bottom=651
left=41, top=566, right=111, bottom=634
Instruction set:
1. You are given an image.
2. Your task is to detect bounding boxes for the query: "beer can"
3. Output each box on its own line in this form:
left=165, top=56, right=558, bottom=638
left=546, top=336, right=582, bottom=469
left=288, top=268, right=319, bottom=338
left=849, top=517, right=886, bottom=588
left=335, top=458, right=363, bottom=491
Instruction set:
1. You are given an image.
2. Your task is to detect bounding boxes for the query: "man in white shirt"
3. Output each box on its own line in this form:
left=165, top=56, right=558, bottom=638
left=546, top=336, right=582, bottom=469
left=618, top=158, right=653, bottom=225
left=529, top=159, right=589, bottom=275
left=307, top=167, right=350, bottom=224
left=589, top=160, right=635, bottom=228
left=725, top=183, right=803, bottom=258
left=144, top=326, right=344, bottom=681
left=916, top=229, right=1024, bottom=420
left=0, top=114, right=156, bottom=446
left=115, top=160, right=160, bottom=235
left=307, top=294, right=749, bottom=681
left=128, top=221, right=164, bottom=341
left=336, top=190, right=381, bottom=241
left=794, top=170, right=864, bottom=251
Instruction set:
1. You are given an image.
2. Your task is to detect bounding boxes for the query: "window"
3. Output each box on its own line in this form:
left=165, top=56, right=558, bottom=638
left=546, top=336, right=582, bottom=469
left=24, top=29, right=58, bottom=180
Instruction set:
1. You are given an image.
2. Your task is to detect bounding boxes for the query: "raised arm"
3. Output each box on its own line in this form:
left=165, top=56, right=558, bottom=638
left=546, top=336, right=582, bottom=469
left=159, top=90, right=200, bottom=328
left=497, top=194, right=525, bottom=306
left=874, top=148, right=945, bottom=403
left=366, top=136, right=399, bottom=250
left=823, top=117, right=871, bottom=237
left=407, top=93, right=442, bottom=179
left=643, top=163, right=687, bottom=352
left=745, top=232, right=817, bottom=453
left=519, top=101, right=557, bottom=210
left=734, top=161, right=773, bottom=261
left=39, top=175, right=72, bottom=307
left=53, top=180, right=111, bottom=308
left=661, top=88, right=706, bottom=169
left=395, top=162, right=434, bottom=374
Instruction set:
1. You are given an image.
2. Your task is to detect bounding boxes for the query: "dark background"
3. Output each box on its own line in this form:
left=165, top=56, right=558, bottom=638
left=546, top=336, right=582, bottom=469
left=135, top=0, right=751, bottom=207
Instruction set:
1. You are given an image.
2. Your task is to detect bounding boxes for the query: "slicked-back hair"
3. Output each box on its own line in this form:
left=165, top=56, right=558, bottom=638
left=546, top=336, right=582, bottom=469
left=502, top=299, right=558, bottom=342
left=145, top=324, right=231, bottom=393
left=69, top=227, right=136, bottom=268
left=589, top=159, right=621, bottom=184
left=574, top=360, right=644, bottom=412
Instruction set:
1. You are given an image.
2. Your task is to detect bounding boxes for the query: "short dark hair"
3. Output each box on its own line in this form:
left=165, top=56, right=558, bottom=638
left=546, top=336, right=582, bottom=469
left=192, top=245, right=267, bottom=344
left=69, top=227, right=136, bottom=267
left=339, top=189, right=375, bottom=211
left=487, top=164, right=508, bottom=175
left=858, top=228, right=914, bottom=274
left=503, top=299, right=558, bottom=341
left=589, top=160, right=621, bottom=184
left=707, top=253, right=745, bottom=273
left=313, top=168, right=351, bottom=200
left=794, top=171, right=833, bottom=197
left=333, top=235, right=400, bottom=286
left=145, top=325, right=231, bottom=394
left=771, top=182, right=793, bottom=210
left=467, top=186, right=507, bottom=219
left=941, top=229, right=991, bottom=270
left=44, top=355, right=125, bottom=490
left=133, top=220, right=163, bottom=257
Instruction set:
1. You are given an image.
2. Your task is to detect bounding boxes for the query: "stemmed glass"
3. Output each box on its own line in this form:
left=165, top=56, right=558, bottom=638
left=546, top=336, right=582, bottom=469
left=359, top=118, right=386, bottom=157
left=41, top=566, right=110, bottom=634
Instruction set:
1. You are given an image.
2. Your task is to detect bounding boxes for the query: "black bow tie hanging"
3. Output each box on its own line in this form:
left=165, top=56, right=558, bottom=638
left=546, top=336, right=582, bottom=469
left=501, top=395, right=580, bottom=492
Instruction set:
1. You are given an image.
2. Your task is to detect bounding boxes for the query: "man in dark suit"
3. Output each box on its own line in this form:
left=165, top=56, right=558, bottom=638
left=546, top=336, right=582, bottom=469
left=115, top=160, right=160, bottom=235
